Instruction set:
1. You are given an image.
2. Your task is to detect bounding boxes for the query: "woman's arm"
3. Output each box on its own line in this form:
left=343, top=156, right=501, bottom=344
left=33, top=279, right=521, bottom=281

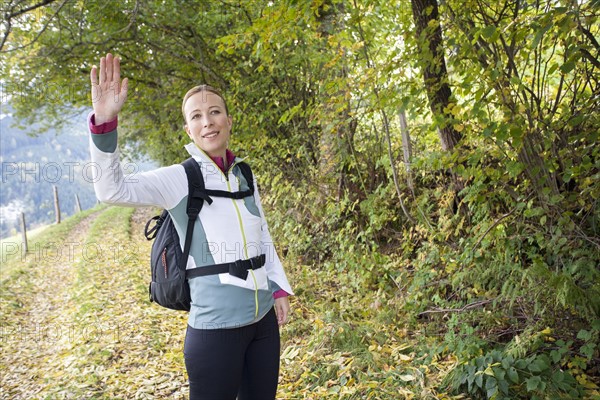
left=88, top=53, right=186, bottom=210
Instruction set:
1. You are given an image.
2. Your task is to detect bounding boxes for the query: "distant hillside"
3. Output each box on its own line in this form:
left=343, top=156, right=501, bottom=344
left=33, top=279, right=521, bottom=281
left=0, top=103, right=154, bottom=238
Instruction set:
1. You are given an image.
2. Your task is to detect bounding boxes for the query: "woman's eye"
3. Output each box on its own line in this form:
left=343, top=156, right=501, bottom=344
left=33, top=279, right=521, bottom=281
left=211, top=110, right=220, bottom=115
left=191, top=114, right=199, bottom=120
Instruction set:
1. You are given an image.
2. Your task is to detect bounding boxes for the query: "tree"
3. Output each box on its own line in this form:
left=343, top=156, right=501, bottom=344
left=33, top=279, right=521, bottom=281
left=0, top=0, right=58, bottom=52
left=2, top=3, right=599, bottom=396
left=410, top=0, right=462, bottom=151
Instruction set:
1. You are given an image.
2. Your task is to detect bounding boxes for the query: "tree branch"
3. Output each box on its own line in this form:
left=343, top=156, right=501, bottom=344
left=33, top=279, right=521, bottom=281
left=577, top=23, right=600, bottom=54
left=472, top=208, right=517, bottom=251
left=1, top=0, right=66, bottom=53
left=5, top=0, right=56, bottom=19
left=579, top=48, right=600, bottom=70
left=417, top=298, right=496, bottom=317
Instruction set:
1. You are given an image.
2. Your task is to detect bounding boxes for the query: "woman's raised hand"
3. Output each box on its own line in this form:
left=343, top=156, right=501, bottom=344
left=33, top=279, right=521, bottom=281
left=90, top=53, right=128, bottom=125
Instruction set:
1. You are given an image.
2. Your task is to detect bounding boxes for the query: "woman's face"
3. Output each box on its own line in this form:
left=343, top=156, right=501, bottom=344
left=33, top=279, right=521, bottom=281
left=184, top=91, right=232, bottom=159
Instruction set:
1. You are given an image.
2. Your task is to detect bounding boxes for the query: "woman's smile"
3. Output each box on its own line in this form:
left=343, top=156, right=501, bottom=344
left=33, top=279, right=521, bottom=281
left=184, top=91, right=233, bottom=159
left=202, top=130, right=219, bottom=139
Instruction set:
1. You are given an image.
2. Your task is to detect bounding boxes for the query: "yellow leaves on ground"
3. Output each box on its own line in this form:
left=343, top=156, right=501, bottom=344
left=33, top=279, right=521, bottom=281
left=1, top=206, right=465, bottom=399
left=0, top=206, right=188, bottom=399
left=275, top=259, right=461, bottom=399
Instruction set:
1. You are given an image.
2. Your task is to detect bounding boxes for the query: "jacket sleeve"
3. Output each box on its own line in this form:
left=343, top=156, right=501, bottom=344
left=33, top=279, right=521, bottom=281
left=88, top=112, right=186, bottom=209
left=252, top=178, right=294, bottom=296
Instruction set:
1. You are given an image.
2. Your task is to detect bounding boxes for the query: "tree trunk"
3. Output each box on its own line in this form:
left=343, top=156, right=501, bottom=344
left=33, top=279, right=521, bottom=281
left=443, top=1, right=561, bottom=202
left=518, top=132, right=560, bottom=199
left=411, top=0, right=462, bottom=151
left=316, top=0, right=357, bottom=200
left=399, top=109, right=415, bottom=195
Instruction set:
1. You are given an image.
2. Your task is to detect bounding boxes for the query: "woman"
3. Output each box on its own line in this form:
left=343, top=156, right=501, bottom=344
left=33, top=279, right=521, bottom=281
left=88, top=52, right=293, bottom=400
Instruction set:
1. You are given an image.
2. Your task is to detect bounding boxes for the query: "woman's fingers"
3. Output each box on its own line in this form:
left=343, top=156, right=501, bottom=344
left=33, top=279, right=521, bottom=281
left=275, top=297, right=290, bottom=325
left=90, top=65, right=97, bottom=86
left=114, top=55, right=121, bottom=87
left=105, top=53, right=113, bottom=84
left=99, top=56, right=106, bottom=85
left=96, top=53, right=124, bottom=87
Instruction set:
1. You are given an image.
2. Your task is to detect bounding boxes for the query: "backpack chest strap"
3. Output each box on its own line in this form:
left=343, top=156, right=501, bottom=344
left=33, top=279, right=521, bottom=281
left=186, top=254, right=266, bottom=281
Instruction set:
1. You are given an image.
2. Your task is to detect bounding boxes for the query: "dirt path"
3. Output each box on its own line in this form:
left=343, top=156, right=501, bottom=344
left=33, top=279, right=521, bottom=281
left=0, top=209, right=106, bottom=399
left=1, top=206, right=191, bottom=399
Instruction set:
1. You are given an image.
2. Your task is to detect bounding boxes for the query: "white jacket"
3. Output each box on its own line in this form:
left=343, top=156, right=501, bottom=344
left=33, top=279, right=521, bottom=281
left=88, top=116, right=293, bottom=329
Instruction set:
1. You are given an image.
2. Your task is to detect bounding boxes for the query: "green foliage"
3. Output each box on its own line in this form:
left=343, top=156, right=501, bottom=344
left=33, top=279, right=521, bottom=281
left=447, top=348, right=584, bottom=399
left=2, top=0, right=599, bottom=397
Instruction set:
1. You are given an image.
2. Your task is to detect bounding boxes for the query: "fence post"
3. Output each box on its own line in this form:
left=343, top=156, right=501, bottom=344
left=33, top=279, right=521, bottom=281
left=53, top=185, right=61, bottom=224
left=20, top=212, right=28, bottom=254
left=74, top=193, right=82, bottom=213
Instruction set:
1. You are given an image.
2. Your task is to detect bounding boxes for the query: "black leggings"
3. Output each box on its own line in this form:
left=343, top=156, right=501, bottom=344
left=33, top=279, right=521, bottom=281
left=184, top=308, right=280, bottom=400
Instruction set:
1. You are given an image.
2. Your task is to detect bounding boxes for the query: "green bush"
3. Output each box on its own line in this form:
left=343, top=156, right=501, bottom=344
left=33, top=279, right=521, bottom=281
left=447, top=348, right=585, bottom=399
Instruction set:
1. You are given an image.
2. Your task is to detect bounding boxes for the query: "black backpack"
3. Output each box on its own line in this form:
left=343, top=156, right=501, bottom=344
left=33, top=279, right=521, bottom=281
left=143, top=157, right=257, bottom=311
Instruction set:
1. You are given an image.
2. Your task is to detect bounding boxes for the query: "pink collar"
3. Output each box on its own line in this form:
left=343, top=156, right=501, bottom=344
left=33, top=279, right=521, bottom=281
left=209, top=149, right=236, bottom=173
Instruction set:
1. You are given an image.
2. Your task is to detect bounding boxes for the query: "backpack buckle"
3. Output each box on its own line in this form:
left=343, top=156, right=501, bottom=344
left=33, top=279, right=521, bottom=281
left=229, top=259, right=249, bottom=280
left=249, top=255, right=263, bottom=270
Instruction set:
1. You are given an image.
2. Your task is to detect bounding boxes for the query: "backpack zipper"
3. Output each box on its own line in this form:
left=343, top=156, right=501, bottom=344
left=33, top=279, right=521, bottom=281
left=161, top=247, right=168, bottom=278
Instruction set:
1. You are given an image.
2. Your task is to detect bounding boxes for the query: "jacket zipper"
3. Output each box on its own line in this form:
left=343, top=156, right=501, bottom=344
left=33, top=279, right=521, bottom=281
left=196, top=149, right=260, bottom=319
left=225, top=172, right=260, bottom=318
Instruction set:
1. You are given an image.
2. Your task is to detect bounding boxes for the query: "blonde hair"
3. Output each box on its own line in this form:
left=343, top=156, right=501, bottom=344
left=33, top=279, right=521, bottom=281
left=181, top=84, right=229, bottom=124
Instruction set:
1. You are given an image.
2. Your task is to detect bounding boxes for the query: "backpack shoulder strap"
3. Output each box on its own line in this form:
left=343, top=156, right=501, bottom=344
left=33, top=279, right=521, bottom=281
left=182, top=157, right=203, bottom=193
left=237, top=161, right=254, bottom=195
left=180, top=158, right=206, bottom=272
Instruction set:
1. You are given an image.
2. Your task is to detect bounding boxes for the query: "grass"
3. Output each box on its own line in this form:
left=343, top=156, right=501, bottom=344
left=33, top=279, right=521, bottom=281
left=0, top=223, right=48, bottom=247
left=277, top=253, right=458, bottom=399
left=0, top=204, right=465, bottom=399
left=0, top=204, right=108, bottom=280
